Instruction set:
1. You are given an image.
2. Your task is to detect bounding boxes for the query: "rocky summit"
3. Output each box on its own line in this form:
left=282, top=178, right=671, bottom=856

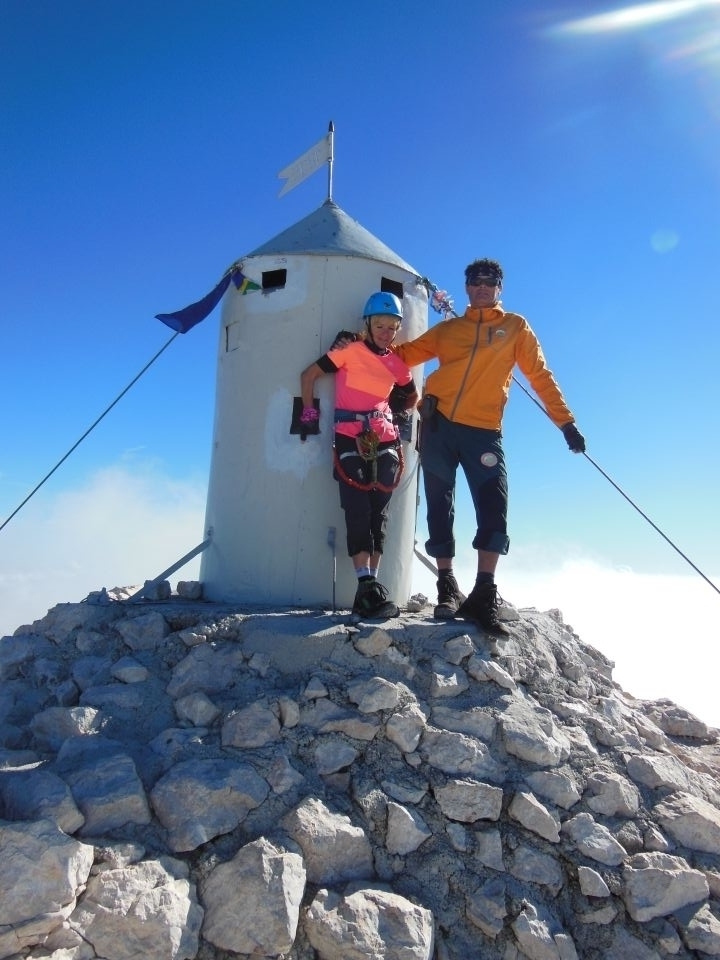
left=1, top=587, right=719, bottom=960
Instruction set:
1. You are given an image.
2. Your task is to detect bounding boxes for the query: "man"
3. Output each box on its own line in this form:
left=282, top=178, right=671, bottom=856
left=393, top=258, right=585, bottom=635
left=299, top=292, right=418, bottom=619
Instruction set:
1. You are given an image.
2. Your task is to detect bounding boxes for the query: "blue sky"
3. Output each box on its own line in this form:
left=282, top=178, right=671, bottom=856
left=2, top=1, right=719, bottom=723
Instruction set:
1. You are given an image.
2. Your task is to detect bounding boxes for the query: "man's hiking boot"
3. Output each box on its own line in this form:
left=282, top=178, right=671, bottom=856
left=352, top=578, right=399, bottom=620
left=456, top=582, right=510, bottom=636
left=433, top=573, right=465, bottom=620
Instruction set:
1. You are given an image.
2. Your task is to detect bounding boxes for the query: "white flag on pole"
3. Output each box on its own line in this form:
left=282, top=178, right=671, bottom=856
left=277, top=132, right=333, bottom=197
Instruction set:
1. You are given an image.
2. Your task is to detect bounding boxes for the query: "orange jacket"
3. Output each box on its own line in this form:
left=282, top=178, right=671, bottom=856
left=394, top=304, right=574, bottom=430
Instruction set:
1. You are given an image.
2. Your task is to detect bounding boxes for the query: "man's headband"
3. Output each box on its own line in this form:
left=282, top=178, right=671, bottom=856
left=466, top=269, right=501, bottom=286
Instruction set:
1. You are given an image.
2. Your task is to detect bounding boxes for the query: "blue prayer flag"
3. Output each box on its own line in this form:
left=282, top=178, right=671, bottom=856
left=156, top=267, right=260, bottom=333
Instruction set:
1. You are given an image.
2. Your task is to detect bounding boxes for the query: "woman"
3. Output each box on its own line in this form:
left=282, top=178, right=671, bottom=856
left=299, top=292, right=417, bottom=619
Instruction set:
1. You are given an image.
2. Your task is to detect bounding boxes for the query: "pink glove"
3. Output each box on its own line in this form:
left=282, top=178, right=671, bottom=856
left=300, top=406, right=320, bottom=425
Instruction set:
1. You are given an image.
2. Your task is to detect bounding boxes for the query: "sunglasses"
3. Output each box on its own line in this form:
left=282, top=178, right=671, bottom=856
left=467, top=277, right=499, bottom=287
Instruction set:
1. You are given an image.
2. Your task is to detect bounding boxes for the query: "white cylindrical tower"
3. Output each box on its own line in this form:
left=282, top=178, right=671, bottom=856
left=200, top=200, right=427, bottom=609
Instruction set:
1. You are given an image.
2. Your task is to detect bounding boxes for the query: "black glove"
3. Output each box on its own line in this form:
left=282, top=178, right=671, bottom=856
left=388, top=381, right=418, bottom=414
left=562, top=423, right=586, bottom=453
left=290, top=397, right=320, bottom=441
left=330, top=330, right=358, bottom=350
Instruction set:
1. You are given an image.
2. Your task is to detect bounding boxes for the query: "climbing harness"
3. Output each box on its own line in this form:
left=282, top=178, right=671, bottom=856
left=333, top=409, right=404, bottom=492
left=333, top=441, right=404, bottom=493
left=356, top=427, right=381, bottom=462
left=334, top=408, right=392, bottom=428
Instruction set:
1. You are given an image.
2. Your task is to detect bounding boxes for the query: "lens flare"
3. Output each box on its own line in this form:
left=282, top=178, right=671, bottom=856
left=551, top=0, right=720, bottom=35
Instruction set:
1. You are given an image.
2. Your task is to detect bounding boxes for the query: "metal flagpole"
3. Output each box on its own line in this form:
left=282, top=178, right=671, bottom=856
left=327, top=526, right=337, bottom=612
left=327, top=121, right=334, bottom=201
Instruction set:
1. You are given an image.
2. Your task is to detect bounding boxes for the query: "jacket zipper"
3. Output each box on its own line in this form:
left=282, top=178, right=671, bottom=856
left=449, top=316, right=484, bottom=421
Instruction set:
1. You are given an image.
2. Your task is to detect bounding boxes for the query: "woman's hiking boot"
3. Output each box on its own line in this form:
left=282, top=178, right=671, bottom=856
left=433, top=573, right=465, bottom=620
left=352, top=578, right=399, bottom=619
left=456, top=582, right=509, bottom=636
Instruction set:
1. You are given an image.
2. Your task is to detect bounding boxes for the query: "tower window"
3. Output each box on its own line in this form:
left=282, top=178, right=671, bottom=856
left=262, top=269, right=287, bottom=290
left=380, top=277, right=404, bottom=299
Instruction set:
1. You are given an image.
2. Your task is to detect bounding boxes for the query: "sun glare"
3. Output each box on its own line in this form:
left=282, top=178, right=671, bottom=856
left=552, top=0, right=720, bottom=35
left=548, top=0, right=720, bottom=102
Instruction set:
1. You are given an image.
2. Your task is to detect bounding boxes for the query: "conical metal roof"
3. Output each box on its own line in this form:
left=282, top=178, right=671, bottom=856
left=247, top=200, right=416, bottom=272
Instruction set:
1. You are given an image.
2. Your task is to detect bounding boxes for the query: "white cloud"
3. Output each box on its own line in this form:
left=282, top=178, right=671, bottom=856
left=0, top=460, right=206, bottom=633
left=413, top=556, right=720, bottom=730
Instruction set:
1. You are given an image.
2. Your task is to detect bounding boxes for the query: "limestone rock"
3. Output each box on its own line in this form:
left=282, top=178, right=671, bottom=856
left=0, top=596, right=718, bottom=960
left=0, top=819, right=94, bottom=956
left=654, top=791, right=720, bottom=855
left=386, top=801, right=432, bottom=854
left=305, top=884, right=434, bottom=960
left=282, top=797, right=374, bottom=885
left=508, top=789, right=561, bottom=842
left=577, top=865, right=611, bottom=898
left=201, top=837, right=305, bottom=954
left=584, top=770, right=641, bottom=817
left=67, top=856, right=202, bottom=960
left=149, top=758, right=269, bottom=852
left=623, top=852, right=709, bottom=921
left=55, top=736, right=151, bottom=836
left=0, top=767, right=85, bottom=834
left=561, top=812, right=628, bottom=866
left=433, top=778, right=503, bottom=823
